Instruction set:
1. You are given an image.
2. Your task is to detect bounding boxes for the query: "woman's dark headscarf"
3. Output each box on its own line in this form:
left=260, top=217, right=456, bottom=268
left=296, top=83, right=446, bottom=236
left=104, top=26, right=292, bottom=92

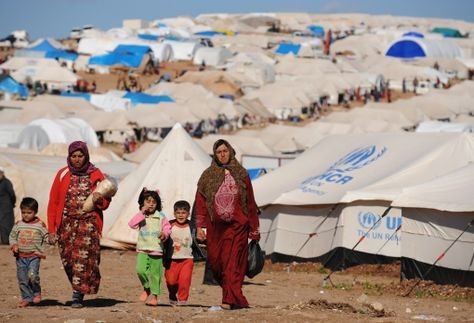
left=197, top=139, right=249, bottom=219
left=67, top=141, right=97, bottom=176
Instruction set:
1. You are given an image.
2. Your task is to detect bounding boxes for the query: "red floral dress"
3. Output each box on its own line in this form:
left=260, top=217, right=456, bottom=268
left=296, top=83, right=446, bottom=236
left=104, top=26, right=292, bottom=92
left=57, top=174, right=101, bottom=295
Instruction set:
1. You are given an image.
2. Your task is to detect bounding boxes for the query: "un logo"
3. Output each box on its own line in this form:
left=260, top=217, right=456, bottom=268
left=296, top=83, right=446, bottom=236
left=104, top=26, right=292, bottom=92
left=328, top=145, right=387, bottom=173
left=358, top=212, right=382, bottom=229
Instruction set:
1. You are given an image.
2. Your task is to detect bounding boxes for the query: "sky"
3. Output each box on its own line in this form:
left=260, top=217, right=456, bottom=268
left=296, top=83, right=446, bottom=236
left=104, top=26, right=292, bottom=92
left=1, top=0, right=473, bottom=40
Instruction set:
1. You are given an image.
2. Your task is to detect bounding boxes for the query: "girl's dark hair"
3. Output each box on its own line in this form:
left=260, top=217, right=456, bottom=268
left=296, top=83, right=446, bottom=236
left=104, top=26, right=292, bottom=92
left=138, top=188, right=162, bottom=211
left=20, top=197, right=39, bottom=213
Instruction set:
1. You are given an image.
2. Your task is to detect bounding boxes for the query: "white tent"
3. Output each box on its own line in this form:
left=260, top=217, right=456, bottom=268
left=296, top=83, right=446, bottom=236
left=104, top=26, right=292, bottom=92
left=192, top=47, right=233, bottom=67
left=416, top=120, right=474, bottom=133
left=102, top=123, right=211, bottom=247
left=162, top=40, right=201, bottom=61
left=16, top=118, right=99, bottom=151
left=0, top=149, right=135, bottom=226
left=392, top=164, right=474, bottom=286
left=385, top=37, right=463, bottom=59
left=11, top=64, right=78, bottom=90
left=253, top=133, right=474, bottom=263
left=0, top=57, right=62, bottom=71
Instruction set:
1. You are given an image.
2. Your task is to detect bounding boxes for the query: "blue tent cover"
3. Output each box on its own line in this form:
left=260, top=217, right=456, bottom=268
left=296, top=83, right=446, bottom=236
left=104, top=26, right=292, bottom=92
left=402, top=31, right=424, bottom=38
left=0, top=75, right=29, bottom=97
left=386, top=39, right=426, bottom=59
left=123, top=92, right=175, bottom=105
left=275, top=43, right=301, bottom=55
left=307, top=25, right=325, bottom=37
left=247, top=168, right=267, bottom=180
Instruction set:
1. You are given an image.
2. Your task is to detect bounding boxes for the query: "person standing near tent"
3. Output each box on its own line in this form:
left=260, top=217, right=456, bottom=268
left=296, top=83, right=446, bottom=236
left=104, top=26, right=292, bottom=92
left=195, top=139, right=260, bottom=310
left=0, top=166, right=16, bottom=245
left=47, top=141, right=111, bottom=308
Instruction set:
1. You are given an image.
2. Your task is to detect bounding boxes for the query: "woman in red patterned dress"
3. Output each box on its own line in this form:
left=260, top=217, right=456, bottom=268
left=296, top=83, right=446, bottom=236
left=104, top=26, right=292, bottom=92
left=47, top=141, right=111, bottom=308
left=195, top=139, right=260, bottom=310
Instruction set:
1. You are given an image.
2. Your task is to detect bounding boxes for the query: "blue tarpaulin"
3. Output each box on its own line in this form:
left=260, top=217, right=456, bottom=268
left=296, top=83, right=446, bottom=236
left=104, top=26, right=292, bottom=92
left=28, top=39, right=58, bottom=52
left=402, top=31, right=424, bottom=38
left=194, top=31, right=225, bottom=37
left=27, top=39, right=78, bottom=61
left=0, top=75, right=29, bottom=97
left=138, top=34, right=159, bottom=41
left=89, top=45, right=151, bottom=68
left=275, top=43, right=301, bottom=55
left=45, top=50, right=78, bottom=61
left=307, top=25, right=325, bottom=37
left=60, top=92, right=91, bottom=101
left=247, top=168, right=267, bottom=181
left=386, top=39, right=426, bottom=58
left=123, top=92, right=174, bottom=106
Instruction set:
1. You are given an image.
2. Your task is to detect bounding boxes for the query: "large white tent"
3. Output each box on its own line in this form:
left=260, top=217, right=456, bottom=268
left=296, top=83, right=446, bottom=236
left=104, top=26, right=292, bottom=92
left=16, top=118, right=99, bottom=151
left=392, top=164, right=474, bottom=286
left=102, top=123, right=211, bottom=247
left=253, top=133, right=474, bottom=268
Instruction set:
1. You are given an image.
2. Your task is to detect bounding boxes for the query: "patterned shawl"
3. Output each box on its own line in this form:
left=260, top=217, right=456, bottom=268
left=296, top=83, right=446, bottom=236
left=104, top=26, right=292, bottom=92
left=197, top=139, right=248, bottom=219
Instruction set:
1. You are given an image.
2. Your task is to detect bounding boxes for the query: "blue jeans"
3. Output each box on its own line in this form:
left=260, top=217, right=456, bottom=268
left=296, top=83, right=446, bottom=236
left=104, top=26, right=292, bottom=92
left=16, top=256, right=41, bottom=302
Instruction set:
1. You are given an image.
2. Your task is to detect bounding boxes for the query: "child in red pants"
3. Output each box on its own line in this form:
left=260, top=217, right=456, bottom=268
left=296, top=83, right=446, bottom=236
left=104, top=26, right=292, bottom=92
left=164, top=200, right=195, bottom=305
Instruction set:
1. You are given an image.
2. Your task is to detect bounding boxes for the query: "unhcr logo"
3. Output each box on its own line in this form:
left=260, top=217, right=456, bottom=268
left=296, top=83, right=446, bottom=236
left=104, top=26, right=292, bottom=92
left=358, top=212, right=382, bottom=229
left=300, top=145, right=387, bottom=193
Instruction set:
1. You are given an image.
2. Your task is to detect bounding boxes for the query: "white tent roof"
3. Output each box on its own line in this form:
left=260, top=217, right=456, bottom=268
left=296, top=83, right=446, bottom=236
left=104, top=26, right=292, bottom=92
left=192, top=47, right=233, bottom=67
left=16, top=118, right=99, bottom=151
left=162, top=40, right=201, bottom=61
left=253, top=133, right=474, bottom=206
left=392, top=163, right=474, bottom=212
left=0, top=57, right=61, bottom=71
left=0, top=149, right=135, bottom=225
left=416, top=120, right=474, bottom=133
left=385, top=37, right=463, bottom=59
left=194, top=134, right=274, bottom=161
left=103, top=123, right=211, bottom=246
left=11, top=64, right=78, bottom=86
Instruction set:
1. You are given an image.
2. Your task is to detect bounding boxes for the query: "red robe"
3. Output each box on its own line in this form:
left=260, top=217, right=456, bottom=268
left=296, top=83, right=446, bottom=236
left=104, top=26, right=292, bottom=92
left=196, top=173, right=260, bottom=307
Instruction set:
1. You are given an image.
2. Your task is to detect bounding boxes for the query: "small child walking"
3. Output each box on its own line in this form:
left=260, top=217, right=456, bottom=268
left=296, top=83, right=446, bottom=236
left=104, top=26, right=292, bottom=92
left=128, top=188, right=170, bottom=306
left=9, top=197, right=48, bottom=307
left=164, top=200, right=197, bottom=305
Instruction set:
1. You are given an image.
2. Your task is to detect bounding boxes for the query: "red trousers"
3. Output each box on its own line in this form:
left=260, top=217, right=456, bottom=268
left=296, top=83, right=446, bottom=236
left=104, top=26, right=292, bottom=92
left=165, top=258, right=194, bottom=301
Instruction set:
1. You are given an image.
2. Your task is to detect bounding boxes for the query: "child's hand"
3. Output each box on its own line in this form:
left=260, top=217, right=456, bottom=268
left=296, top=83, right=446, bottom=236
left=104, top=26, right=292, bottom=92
left=48, top=233, right=58, bottom=245
left=11, top=244, right=19, bottom=254
left=197, top=228, right=206, bottom=242
left=158, top=232, right=166, bottom=241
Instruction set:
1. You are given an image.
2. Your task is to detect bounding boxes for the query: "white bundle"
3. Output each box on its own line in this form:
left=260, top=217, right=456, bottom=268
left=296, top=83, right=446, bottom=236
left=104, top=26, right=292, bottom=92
left=82, top=177, right=118, bottom=213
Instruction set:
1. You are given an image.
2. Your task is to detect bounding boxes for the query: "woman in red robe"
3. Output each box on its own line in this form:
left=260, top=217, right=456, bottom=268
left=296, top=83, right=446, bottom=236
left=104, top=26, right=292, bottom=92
left=47, top=141, right=111, bottom=308
left=195, top=139, right=260, bottom=309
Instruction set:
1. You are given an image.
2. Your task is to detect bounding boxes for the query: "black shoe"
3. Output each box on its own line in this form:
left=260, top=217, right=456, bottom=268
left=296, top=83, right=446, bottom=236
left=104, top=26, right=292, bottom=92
left=71, top=291, right=84, bottom=308
left=71, top=300, right=83, bottom=308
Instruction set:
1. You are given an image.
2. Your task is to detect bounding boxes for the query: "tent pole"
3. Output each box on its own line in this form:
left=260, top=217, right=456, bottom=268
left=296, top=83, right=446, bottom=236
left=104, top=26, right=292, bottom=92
left=375, top=223, right=402, bottom=257
left=323, top=206, right=393, bottom=287
left=295, top=204, right=339, bottom=257
left=403, top=219, right=473, bottom=297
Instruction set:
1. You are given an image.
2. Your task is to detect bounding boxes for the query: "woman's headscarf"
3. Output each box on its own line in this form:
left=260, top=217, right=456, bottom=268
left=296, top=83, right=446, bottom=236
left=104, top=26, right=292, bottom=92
left=197, top=139, right=249, bottom=218
left=67, top=141, right=97, bottom=176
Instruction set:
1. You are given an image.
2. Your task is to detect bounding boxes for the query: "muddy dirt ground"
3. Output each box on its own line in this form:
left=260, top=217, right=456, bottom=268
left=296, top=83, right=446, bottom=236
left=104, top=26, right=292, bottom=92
left=0, top=245, right=473, bottom=322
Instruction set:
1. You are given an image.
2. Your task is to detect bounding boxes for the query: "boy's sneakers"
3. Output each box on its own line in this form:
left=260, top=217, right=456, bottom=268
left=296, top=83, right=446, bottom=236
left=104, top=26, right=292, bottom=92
left=145, top=295, right=159, bottom=306
left=18, top=300, right=31, bottom=308
left=32, top=294, right=42, bottom=304
left=139, top=288, right=151, bottom=302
